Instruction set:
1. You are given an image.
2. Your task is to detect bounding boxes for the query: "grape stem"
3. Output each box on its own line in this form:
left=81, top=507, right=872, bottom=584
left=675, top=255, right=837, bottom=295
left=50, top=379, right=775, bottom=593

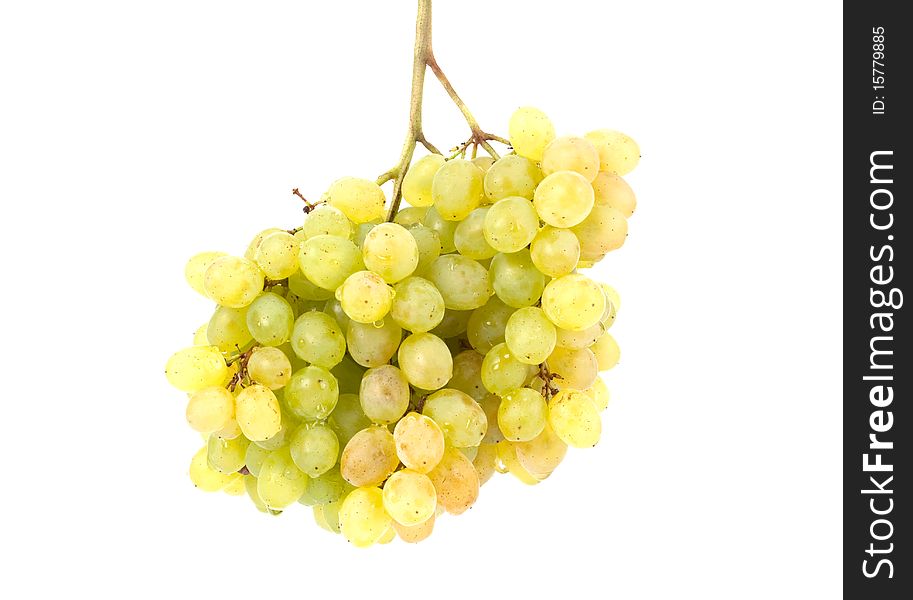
left=380, top=0, right=509, bottom=221
left=292, top=187, right=323, bottom=214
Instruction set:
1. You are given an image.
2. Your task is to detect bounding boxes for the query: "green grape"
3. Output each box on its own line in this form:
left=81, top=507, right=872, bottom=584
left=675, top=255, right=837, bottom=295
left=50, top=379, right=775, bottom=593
left=257, top=446, right=308, bottom=509
left=497, top=440, right=540, bottom=483
left=314, top=499, right=343, bottom=532
left=427, top=447, right=479, bottom=515
left=481, top=343, right=532, bottom=395
left=497, top=388, right=548, bottom=442
left=466, top=296, right=514, bottom=353
left=600, top=283, right=621, bottom=313
left=590, top=332, right=620, bottom=371
left=394, top=513, right=435, bottom=543
left=479, top=393, right=504, bottom=443
left=592, top=172, right=636, bottom=217
left=299, top=204, right=353, bottom=240
left=397, top=332, right=453, bottom=390
left=423, top=388, right=487, bottom=448
left=431, top=309, right=472, bottom=338
left=533, top=171, right=594, bottom=228
left=600, top=296, right=617, bottom=329
left=329, top=393, right=372, bottom=448
left=244, top=228, right=284, bottom=261
left=508, top=106, right=556, bottom=162
left=362, top=222, right=419, bottom=283
left=431, top=159, right=485, bottom=221
left=408, top=225, right=442, bottom=275
left=584, top=129, right=640, bottom=176
left=246, top=292, right=294, bottom=346
left=203, top=256, right=264, bottom=308
left=247, top=346, right=292, bottom=390
left=530, top=226, right=580, bottom=278
left=382, top=469, right=437, bottom=526
left=489, top=250, right=545, bottom=308
left=300, top=468, right=348, bottom=505
left=345, top=319, right=401, bottom=368
left=336, top=271, right=395, bottom=324
left=213, top=412, right=242, bottom=440
left=290, top=310, right=346, bottom=368
left=340, top=426, right=400, bottom=487
left=359, top=365, right=410, bottom=424
left=548, top=389, right=602, bottom=447
left=207, top=433, right=250, bottom=474
left=472, top=156, right=495, bottom=173
left=541, top=136, right=601, bottom=182
left=323, top=177, right=387, bottom=224
left=426, top=255, right=492, bottom=311
left=555, top=323, right=604, bottom=349
left=185, top=251, right=226, bottom=297
left=206, top=305, right=252, bottom=352
left=251, top=411, right=297, bottom=450
left=165, top=346, right=228, bottom=392
left=482, top=196, right=540, bottom=254
left=473, top=443, right=498, bottom=485
left=290, top=423, right=340, bottom=477
left=574, top=204, right=628, bottom=262
left=546, top=346, right=598, bottom=390
left=393, top=412, right=446, bottom=473
left=255, top=231, right=300, bottom=280
left=541, top=273, right=606, bottom=331
left=189, top=446, right=239, bottom=492
left=285, top=366, right=339, bottom=420
left=244, top=442, right=272, bottom=477
left=298, top=235, right=363, bottom=291
left=483, top=155, right=542, bottom=201
left=454, top=207, right=497, bottom=260
left=394, top=206, right=429, bottom=227
left=186, top=386, right=234, bottom=433
left=391, top=277, right=445, bottom=333
left=514, top=422, right=568, bottom=477
left=235, top=384, right=282, bottom=441
left=448, top=350, right=486, bottom=401
left=288, top=271, right=333, bottom=301
left=339, top=487, right=391, bottom=547
left=504, top=307, right=557, bottom=364
left=354, top=220, right=381, bottom=246
left=422, top=206, right=458, bottom=253
left=584, top=377, right=610, bottom=411
left=402, top=154, right=446, bottom=207
left=331, top=355, right=367, bottom=396
left=323, top=298, right=351, bottom=331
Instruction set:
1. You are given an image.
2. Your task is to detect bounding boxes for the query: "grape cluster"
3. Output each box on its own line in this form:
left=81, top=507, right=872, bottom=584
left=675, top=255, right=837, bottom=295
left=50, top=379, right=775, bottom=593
left=166, top=106, right=639, bottom=546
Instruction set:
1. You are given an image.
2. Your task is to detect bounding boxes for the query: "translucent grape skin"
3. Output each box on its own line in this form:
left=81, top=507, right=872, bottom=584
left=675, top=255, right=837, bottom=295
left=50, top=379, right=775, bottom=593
left=247, top=346, right=292, bottom=390
left=289, top=423, right=340, bottom=477
left=340, top=426, right=400, bottom=487
left=508, top=106, right=556, bottom=162
left=206, top=305, right=251, bottom=352
left=190, top=446, right=239, bottom=492
left=393, top=206, right=429, bottom=227
left=467, top=296, right=514, bottom=353
left=497, top=387, right=548, bottom=442
left=391, top=277, right=445, bottom=333
left=203, top=256, right=264, bottom=308
left=165, top=346, right=228, bottom=392
left=422, top=206, right=458, bottom=253
left=359, top=365, right=410, bottom=424
left=497, top=439, right=540, bottom=485
left=235, top=384, right=282, bottom=441
left=382, top=469, right=437, bottom=526
left=541, top=273, right=606, bottom=331
left=483, top=155, right=543, bottom=201
left=431, top=159, right=485, bottom=221
left=533, top=171, right=595, bottom=228
left=482, top=196, right=540, bottom=254
left=530, top=226, right=580, bottom=278
left=408, top=225, right=443, bottom=275
left=362, top=222, right=420, bottom=283
left=481, top=343, right=532, bottom=395
left=339, top=486, right=391, bottom=547
left=324, top=177, right=387, bottom=224
left=548, top=389, right=602, bottom=448
left=255, top=231, right=300, bottom=280
left=541, top=136, right=601, bottom=182
left=504, top=307, right=557, bottom=365
left=427, top=447, right=480, bottom=514
left=585, top=376, right=610, bottom=411
left=590, top=332, right=621, bottom=371
left=258, top=447, right=308, bottom=510
left=422, top=388, right=488, bottom=448
left=298, top=204, right=353, bottom=240
left=515, top=422, right=568, bottom=478
left=393, top=412, right=446, bottom=473
left=454, top=207, right=498, bottom=260
left=246, top=292, right=294, bottom=346
left=584, top=129, right=641, bottom=176
left=393, top=513, right=435, bottom=543
left=291, top=311, right=346, bottom=368
left=284, top=365, right=339, bottom=421
left=186, top=386, right=234, bottom=433
left=299, top=235, right=363, bottom=291
left=336, top=271, right=395, bottom=324
left=592, top=172, right=637, bottom=217
left=207, top=433, right=250, bottom=473
left=426, top=255, right=492, bottom=311
left=185, top=251, right=226, bottom=297
left=397, top=332, right=453, bottom=390
left=572, top=204, right=628, bottom=261
left=346, top=319, right=402, bottom=368
left=402, top=154, right=446, bottom=207
left=489, top=250, right=545, bottom=309
left=546, top=346, right=599, bottom=391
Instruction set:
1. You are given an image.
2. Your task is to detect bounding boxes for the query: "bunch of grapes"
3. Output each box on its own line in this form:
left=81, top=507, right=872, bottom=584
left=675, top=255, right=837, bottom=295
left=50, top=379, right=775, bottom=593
left=165, top=106, right=639, bottom=546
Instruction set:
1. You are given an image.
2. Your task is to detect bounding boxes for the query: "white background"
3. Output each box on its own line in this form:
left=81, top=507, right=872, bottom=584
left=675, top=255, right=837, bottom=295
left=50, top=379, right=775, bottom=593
left=0, top=1, right=842, bottom=598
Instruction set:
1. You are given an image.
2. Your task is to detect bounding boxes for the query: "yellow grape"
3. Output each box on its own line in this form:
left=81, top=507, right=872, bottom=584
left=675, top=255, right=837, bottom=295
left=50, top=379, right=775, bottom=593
left=472, top=443, right=498, bottom=485
left=497, top=387, right=548, bottom=442
left=546, top=346, right=598, bottom=390
left=496, top=441, right=539, bottom=485
left=362, top=222, right=419, bottom=283
left=541, top=273, right=606, bottom=331
left=431, top=159, right=485, bottom=221
left=393, top=206, right=429, bottom=227
left=346, top=319, right=401, bottom=368
left=479, top=393, right=505, bottom=443
left=289, top=423, right=339, bottom=477
left=234, top=384, right=282, bottom=441
left=185, top=251, right=226, bottom=297
left=299, top=204, right=354, bottom=240
left=591, top=332, right=621, bottom=371
left=244, top=443, right=271, bottom=477
left=255, top=231, right=300, bottom=280
left=483, top=155, right=543, bottom=201
left=555, top=323, right=604, bottom=350
left=514, top=422, right=568, bottom=477
left=427, top=447, right=480, bottom=514
left=402, top=154, right=446, bottom=207
left=247, top=346, right=292, bottom=390
left=489, top=250, right=545, bottom=308
left=508, top=106, right=556, bottom=162
left=246, top=292, right=294, bottom=346
left=377, top=524, right=396, bottom=544
left=393, top=513, right=435, bottom=543
left=541, top=136, right=601, bottom=182
left=397, top=332, right=453, bottom=390
left=391, top=276, right=445, bottom=333
left=336, top=271, right=395, bottom=324
left=299, top=234, right=364, bottom=291
left=548, top=389, right=602, bottom=448
left=165, top=346, right=229, bottom=392
left=533, top=171, right=594, bottom=228
left=530, top=226, right=580, bottom=278
left=324, top=177, right=387, bottom=224
left=572, top=204, right=628, bottom=261
left=382, top=469, right=437, bottom=526
left=481, top=343, right=532, bottom=395
left=592, top=172, right=636, bottom=217
left=472, top=156, right=495, bottom=172
left=189, top=446, right=239, bottom=492
left=206, top=305, right=252, bottom=353
left=584, top=129, right=640, bottom=175
left=601, top=283, right=621, bottom=313
left=192, top=323, right=209, bottom=346
left=203, top=256, right=264, bottom=308
left=393, top=412, right=446, bottom=473
left=426, top=255, right=492, bottom=311
left=222, top=476, right=247, bottom=496
left=482, top=196, right=540, bottom=253
left=186, top=386, right=234, bottom=433
left=408, top=225, right=443, bottom=275
left=454, top=207, right=498, bottom=260
left=244, top=228, right=284, bottom=260
left=585, top=376, right=610, bottom=411
left=504, top=307, right=557, bottom=365
left=339, top=487, right=391, bottom=548
left=340, top=426, right=400, bottom=487
left=359, top=365, right=411, bottom=424
left=422, top=388, right=488, bottom=448
left=207, top=432, right=249, bottom=473
left=258, top=447, right=308, bottom=509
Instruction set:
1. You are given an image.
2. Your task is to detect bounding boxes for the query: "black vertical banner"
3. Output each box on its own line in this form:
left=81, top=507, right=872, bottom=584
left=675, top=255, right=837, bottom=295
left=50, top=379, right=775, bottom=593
left=844, top=2, right=909, bottom=597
